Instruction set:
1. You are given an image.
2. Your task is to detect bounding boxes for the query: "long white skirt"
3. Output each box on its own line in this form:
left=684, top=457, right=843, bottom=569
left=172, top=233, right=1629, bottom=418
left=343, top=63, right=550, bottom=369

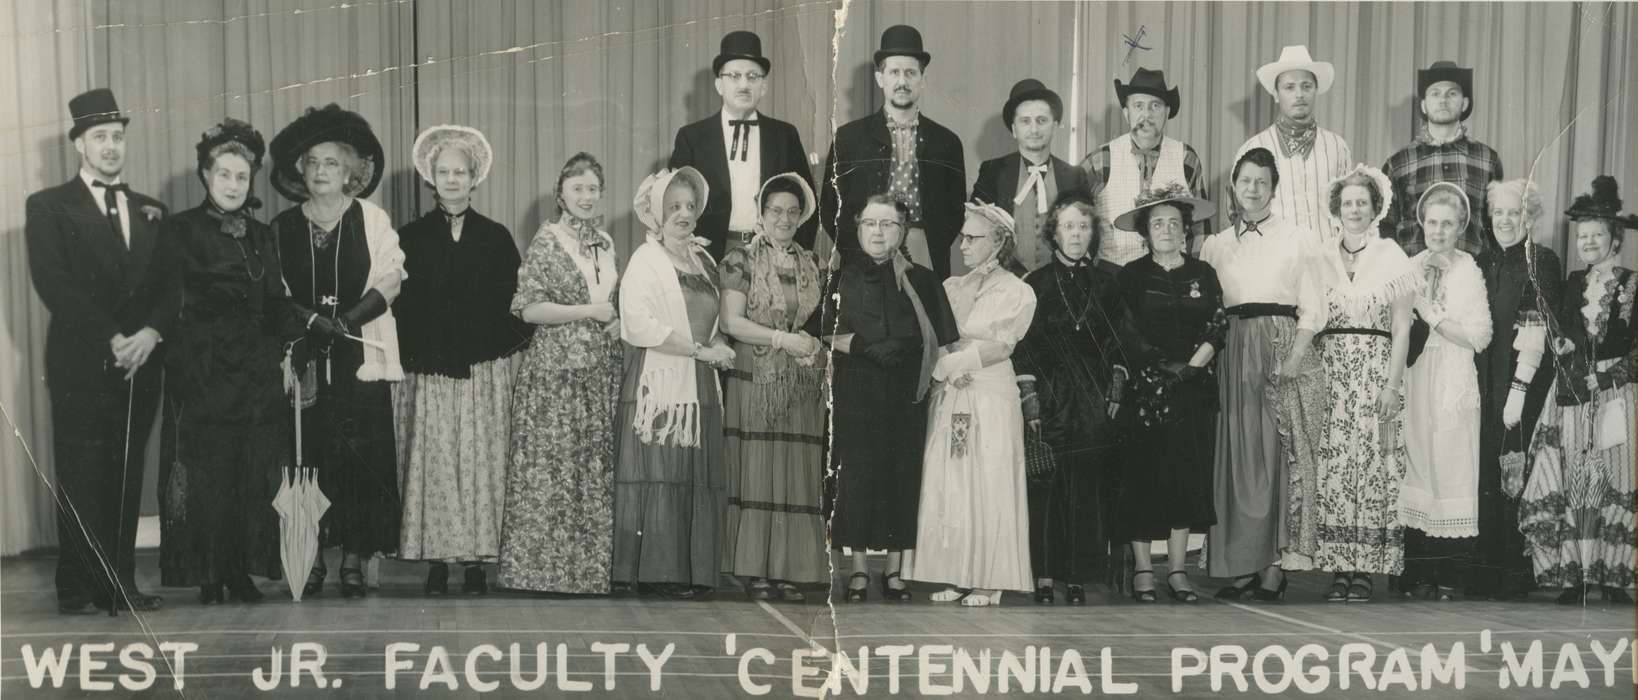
left=901, top=361, right=1033, bottom=591
left=1400, top=342, right=1481, bottom=538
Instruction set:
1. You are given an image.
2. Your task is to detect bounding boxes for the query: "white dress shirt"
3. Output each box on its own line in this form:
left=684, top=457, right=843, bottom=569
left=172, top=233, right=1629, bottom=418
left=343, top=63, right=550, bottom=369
left=721, top=109, right=762, bottom=232
left=80, top=169, right=131, bottom=247
left=1200, top=213, right=1325, bottom=333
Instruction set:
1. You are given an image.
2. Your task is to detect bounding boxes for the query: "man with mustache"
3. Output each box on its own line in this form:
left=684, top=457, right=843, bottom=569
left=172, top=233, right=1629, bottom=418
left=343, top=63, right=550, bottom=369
left=1380, top=61, right=1503, bottom=257
left=670, top=30, right=816, bottom=261
left=972, top=78, right=1089, bottom=271
left=1233, top=46, right=1353, bottom=242
left=1081, top=68, right=1207, bottom=273
left=821, top=24, right=966, bottom=279
left=25, top=89, right=172, bottom=614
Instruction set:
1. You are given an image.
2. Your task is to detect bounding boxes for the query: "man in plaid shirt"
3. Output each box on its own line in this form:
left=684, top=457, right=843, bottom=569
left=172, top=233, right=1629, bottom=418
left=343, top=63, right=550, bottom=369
left=1381, top=60, right=1503, bottom=256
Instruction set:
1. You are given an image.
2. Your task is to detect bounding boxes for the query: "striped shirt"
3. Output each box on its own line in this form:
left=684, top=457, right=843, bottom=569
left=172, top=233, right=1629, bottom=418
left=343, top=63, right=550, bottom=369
left=1380, top=127, right=1503, bottom=257
left=1234, top=125, right=1351, bottom=244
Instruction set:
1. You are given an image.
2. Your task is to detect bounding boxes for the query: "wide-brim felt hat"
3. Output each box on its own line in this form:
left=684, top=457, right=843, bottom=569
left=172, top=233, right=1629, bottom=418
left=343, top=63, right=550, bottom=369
left=1002, top=78, right=1063, bottom=128
left=269, top=104, right=385, bottom=202
left=412, top=124, right=493, bottom=187
left=1256, top=45, right=1335, bottom=96
left=713, top=30, right=771, bottom=75
left=1566, top=175, right=1638, bottom=229
left=1114, top=67, right=1180, bottom=119
left=68, top=88, right=130, bottom=140
left=1418, top=60, right=1474, bottom=122
left=1114, top=181, right=1217, bottom=232
left=873, top=24, right=930, bottom=67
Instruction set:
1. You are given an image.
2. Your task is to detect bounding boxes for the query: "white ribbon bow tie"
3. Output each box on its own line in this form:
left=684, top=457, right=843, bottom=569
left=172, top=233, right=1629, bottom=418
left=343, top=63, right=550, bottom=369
left=1015, top=163, right=1050, bottom=215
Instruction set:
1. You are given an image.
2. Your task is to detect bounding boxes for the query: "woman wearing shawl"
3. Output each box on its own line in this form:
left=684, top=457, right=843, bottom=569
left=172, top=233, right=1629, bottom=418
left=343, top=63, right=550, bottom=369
left=1310, top=165, right=1420, bottom=602
left=901, top=202, right=1038, bottom=608
left=392, top=125, right=531, bottom=596
left=269, top=104, right=405, bottom=599
left=1472, top=179, right=1562, bottom=600
left=1400, top=181, right=1493, bottom=601
left=824, top=193, right=959, bottom=603
left=612, top=166, right=736, bottom=599
left=499, top=153, right=623, bottom=595
left=718, top=173, right=826, bottom=602
left=1013, top=190, right=1141, bottom=606
left=155, top=118, right=302, bottom=603
left=1521, top=175, right=1637, bottom=605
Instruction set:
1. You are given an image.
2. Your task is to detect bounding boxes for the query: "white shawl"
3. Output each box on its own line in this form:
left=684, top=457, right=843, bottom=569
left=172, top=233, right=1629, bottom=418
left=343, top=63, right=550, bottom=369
left=620, top=239, right=719, bottom=446
left=355, top=197, right=406, bottom=382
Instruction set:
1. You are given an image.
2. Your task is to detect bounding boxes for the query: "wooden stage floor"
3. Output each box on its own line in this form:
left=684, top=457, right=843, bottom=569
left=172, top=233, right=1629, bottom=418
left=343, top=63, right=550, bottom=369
left=2, top=551, right=1632, bottom=698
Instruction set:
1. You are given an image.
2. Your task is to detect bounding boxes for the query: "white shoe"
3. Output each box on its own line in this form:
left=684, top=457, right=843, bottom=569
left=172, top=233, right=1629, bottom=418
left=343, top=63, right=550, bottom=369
left=961, top=590, right=1002, bottom=607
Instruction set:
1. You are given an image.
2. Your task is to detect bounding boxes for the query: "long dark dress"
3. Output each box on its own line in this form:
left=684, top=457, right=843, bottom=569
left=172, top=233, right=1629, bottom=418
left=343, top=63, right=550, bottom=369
left=611, top=270, right=726, bottom=587
left=1473, top=242, right=1562, bottom=596
left=1012, top=256, right=1136, bottom=583
left=157, top=203, right=302, bottom=586
left=1113, top=255, right=1226, bottom=542
left=824, top=251, right=958, bottom=551
left=273, top=202, right=400, bottom=555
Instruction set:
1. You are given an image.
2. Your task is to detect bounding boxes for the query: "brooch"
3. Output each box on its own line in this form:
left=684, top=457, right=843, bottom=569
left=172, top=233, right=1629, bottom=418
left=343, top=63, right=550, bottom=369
left=140, top=205, right=164, bottom=222
left=1189, top=281, right=1202, bottom=298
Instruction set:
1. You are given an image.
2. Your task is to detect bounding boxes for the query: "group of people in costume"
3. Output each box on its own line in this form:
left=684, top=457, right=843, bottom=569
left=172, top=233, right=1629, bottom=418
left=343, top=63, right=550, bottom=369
left=26, top=25, right=1633, bottom=615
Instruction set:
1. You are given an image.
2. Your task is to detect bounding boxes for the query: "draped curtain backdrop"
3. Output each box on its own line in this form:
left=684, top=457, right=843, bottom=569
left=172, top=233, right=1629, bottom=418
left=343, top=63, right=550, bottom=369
left=2, top=0, right=1634, bottom=553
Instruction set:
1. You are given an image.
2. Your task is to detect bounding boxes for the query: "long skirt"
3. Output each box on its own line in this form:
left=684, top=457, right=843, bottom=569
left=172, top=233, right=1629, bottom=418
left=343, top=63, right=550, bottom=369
left=1207, top=316, right=1295, bottom=578
left=158, top=402, right=284, bottom=586
left=303, top=353, right=401, bottom=556
left=393, top=356, right=517, bottom=562
left=610, top=348, right=726, bottom=587
left=1400, top=342, right=1481, bottom=589
left=1519, top=369, right=1635, bottom=589
left=829, top=356, right=927, bottom=551
left=1118, top=374, right=1218, bottom=542
left=901, top=363, right=1033, bottom=591
left=1313, top=332, right=1406, bottom=575
left=722, top=366, right=826, bottom=584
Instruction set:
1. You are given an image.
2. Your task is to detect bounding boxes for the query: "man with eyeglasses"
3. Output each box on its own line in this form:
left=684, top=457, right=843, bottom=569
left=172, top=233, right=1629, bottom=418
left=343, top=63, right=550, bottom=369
left=25, top=88, right=172, bottom=615
left=821, top=24, right=966, bottom=279
left=670, top=30, right=816, bottom=260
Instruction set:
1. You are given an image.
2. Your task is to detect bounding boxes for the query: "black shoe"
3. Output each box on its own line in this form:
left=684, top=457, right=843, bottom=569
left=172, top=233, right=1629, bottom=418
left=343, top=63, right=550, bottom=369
left=747, top=577, right=775, bottom=601
left=425, top=563, right=449, bottom=597
left=1602, top=586, right=1631, bottom=604
left=303, top=564, right=327, bottom=598
left=1165, top=571, right=1199, bottom=603
left=1065, top=584, right=1086, bottom=605
left=1131, top=570, right=1157, bottom=603
left=339, top=567, right=366, bottom=599
left=1346, top=573, right=1374, bottom=603
left=1251, top=572, right=1287, bottom=602
left=461, top=565, right=488, bottom=596
left=1215, top=575, right=1258, bottom=600
left=226, top=575, right=264, bottom=603
left=103, top=590, right=164, bottom=612
left=199, top=583, right=225, bottom=605
left=881, top=571, right=912, bottom=602
left=1033, top=584, right=1055, bottom=605
left=845, top=572, right=868, bottom=603
left=58, top=598, right=100, bottom=615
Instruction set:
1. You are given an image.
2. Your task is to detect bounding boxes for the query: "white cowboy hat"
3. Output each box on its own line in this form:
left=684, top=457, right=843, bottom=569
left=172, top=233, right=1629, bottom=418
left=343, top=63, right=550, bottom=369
left=1256, top=45, right=1335, bottom=96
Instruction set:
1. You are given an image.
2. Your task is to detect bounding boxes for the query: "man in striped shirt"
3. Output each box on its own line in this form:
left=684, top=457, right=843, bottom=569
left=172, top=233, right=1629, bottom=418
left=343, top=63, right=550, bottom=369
left=1380, top=61, right=1503, bottom=257
left=1233, top=45, right=1352, bottom=244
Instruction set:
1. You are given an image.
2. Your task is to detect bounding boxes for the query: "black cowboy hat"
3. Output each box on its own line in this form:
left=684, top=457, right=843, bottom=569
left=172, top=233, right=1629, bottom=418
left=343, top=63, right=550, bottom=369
left=1002, top=78, right=1062, bottom=128
left=713, top=30, right=770, bottom=75
left=1114, top=68, right=1180, bottom=119
left=873, top=24, right=930, bottom=68
left=1417, top=60, right=1474, bottom=122
left=268, top=104, right=385, bottom=202
left=68, top=88, right=130, bottom=140
left=1566, top=175, right=1638, bottom=229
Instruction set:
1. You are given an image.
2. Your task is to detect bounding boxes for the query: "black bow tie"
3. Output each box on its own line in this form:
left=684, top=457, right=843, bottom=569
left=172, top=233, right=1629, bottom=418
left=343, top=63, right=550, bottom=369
left=92, top=181, right=130, bottom=194
left=729, top=118, right=759, bottom=161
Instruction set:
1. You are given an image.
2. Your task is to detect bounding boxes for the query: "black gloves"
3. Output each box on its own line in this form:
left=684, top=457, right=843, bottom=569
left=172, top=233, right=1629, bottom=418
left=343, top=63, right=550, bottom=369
left=853, top=335, right=917, bottom=367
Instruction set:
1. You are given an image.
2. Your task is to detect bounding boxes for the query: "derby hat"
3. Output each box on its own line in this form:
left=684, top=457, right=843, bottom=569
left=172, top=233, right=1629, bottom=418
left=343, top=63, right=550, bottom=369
left=1002, top=78, right=1063, bottom=128
left=713, top=30, right=771, bottom=75
left=1417, top=60, right=1474, bottom=122
left=68, top=88, right=130, bottom=140
left=1114, top=67, right=1181, bottom=118
left=1256, top=45, right=1335, bottom=96
left=269, top=104, right=386, bottom=202
left=874, top=24, right=930, bottom=68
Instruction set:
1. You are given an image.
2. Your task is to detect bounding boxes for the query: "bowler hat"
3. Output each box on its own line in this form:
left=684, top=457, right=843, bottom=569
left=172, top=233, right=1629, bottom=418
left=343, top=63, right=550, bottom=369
left=1002, top=78, right=1063, bottom=128
left=1417, top=60, right=1474, bottom=122
left=873, top=25, right=930, bottom=68
left=713, top=30, right=771, bottom=75
left=68, top=88, right=130, bottom=140
left=1114, top=68, right=1180, bottom=119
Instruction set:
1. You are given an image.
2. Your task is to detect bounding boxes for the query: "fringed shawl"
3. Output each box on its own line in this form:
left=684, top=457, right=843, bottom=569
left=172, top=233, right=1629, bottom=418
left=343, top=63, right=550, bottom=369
left=620, top=239, right=719, bottom=447
left=1316, top=236, right=1424, bottom=321
left=737, top=237, right=823, bottom=423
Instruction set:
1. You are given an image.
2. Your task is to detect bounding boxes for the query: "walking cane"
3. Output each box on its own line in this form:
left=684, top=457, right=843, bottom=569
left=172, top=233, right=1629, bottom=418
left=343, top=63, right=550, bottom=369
left=111, top=375, right=136, bottom=618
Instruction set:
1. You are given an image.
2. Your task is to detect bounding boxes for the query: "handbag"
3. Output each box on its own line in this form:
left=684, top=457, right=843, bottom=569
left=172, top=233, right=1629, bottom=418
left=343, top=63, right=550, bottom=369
left=1405, top=316, right=1430, bottom=367
left=1024, top=425, right=1056, bottom=482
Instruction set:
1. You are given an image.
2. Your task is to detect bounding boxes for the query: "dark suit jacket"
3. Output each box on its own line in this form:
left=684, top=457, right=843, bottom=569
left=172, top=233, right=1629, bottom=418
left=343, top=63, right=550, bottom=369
left=821, top=110, right=966, bottom=278
left=668, top=111, right=816, bottom=259
left=970, top=152, right=1088, bottom=214
left=26, top=177, right=174, bottom=392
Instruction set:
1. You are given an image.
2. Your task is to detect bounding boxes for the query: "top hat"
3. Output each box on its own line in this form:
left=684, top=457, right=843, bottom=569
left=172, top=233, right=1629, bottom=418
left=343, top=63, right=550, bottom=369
left=1114, top=68, right=1181, bottom=119
left=68, top=88, right=130, bottom=140
left=1256, top=45, right=1336, bottom=96
left=269, top=103, right=386, bottom=202
left=1002, top=78, right=1063, bottom=128
left=1417, top=60, right=1474, bottom=122
left=874, top=25, right=930, bottom=68
left=713, top=30, right=771, bottom=75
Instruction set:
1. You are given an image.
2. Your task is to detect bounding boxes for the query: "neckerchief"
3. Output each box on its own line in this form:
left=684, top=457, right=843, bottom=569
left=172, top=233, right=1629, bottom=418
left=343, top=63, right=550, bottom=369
left=1274, top=114, right=1317, bottom=159
left=1416, top=122, right=1468, bottom=147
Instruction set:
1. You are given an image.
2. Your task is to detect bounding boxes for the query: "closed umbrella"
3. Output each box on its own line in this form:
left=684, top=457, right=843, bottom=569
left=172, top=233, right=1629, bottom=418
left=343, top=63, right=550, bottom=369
left=275, top=344, right=329, bottom=601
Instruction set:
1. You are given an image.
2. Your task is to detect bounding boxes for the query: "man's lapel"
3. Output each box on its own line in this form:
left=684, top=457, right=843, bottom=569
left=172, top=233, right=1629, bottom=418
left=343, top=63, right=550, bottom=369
left=701, top=111, right=730, bottom=187
left=994, top=153, right=1021, bottom=207
left=124, top=195, right=158, bottom=291
left=65, top=178, right=128, bottom=270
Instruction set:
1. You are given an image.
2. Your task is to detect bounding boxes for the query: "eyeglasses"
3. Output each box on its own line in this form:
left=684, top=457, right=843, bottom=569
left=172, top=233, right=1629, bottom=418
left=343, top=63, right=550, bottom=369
left=718, top=71, right=766, bottom=84
left=858, top=219, right=903, bottom=233
left=763, top=206, right=802, bottom=221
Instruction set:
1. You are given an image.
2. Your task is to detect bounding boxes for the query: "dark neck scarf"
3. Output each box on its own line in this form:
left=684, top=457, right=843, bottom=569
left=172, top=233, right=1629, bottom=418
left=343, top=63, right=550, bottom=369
left=205, top=195, right=259, bottom=239
left=1274, top=114, right=1317, bottom=159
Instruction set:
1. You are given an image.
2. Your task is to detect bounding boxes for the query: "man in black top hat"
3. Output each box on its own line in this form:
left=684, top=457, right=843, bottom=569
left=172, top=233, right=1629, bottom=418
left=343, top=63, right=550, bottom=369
left=971, top=78, right=1089, bottom=271
left=1080, top=67, right=1207, bottom=271
left=1381, top=60, right=1503, bottom=256
left=821, top=24, right=966, bottom=279
left=25, top=88, right=173, bottom=614
left=669, top=30, right=816, bottom=260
